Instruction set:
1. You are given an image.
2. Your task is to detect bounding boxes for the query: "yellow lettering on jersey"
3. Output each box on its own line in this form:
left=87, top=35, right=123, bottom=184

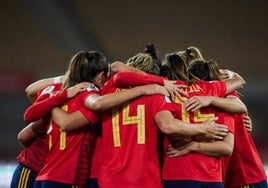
left=48, top=119, right=53, bottom=149
left=112, top=103, right=145, bottom=147
left=60, top=129, right=66, bottom=150
left=59, top=105, right=68, bottom=150
left=174, top=96, right=215, bottom=123
left=112, top=107, right=120, bottom=147
left=186, top=84, right=203, bottom=93
left=122, top=104, right=145, bottom=144
left=175, top=96, right=190, bottom=123
left=48, top=105, right=68, bottom=150
left=194, top=110, right=215, bottom=122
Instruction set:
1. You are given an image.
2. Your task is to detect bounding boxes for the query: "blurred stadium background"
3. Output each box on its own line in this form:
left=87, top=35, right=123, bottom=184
left=0, top=0, right=267, bottom=187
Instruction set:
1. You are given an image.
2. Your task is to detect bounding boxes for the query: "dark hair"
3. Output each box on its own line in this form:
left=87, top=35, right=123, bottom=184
left=188, top=60, right=210, bottom=82
left=143, top=44, right=162, bottom=69
left=163, top=53, right=188, bottom=83
left=64, top=50, right=108, bottom=88
left=188, top=59, right=222, bottom=83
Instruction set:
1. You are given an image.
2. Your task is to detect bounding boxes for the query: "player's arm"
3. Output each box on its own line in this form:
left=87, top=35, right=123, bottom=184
left=24, top=90, right=67, bottom=123
left=52, top=84, right=168, bottom=131
left=221, top=69, right=245, bottom=94
left=86, top=84, right=169, bottom=111
left=190, top=131, right=234, bottom=156
left=154, top=110, right=228, bottom=140
left=113, top=71, right=188, bottom=101
left=25, top=76, right=63, bottom=103
left=51, top=109, right=92, bottom=131
left=17, top=118, right=48, bottom=147
left=184, top=95, right=247, bottom=114
left=110, top=61, right=146, bottom=75
left=111, top=61, right=188, bottom=100
left=166, top=132, right=234, bottom=157
left=112, top=71, right=164, bottom=87
left=167, top=112, right=235, bottom=157
left=24, top=82, right=90, bottom=123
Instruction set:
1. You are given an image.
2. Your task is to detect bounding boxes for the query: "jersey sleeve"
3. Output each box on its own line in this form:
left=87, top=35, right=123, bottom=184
left=78, top=106, right=99, bottom=125
left=226, top=90, right=240, bottom=99
left=204, top=80, right=227, bottom=97
left=78, top=86, right=100, bottom=125
left=150, top=95, right=175, bottom=117
left=112, top=71, right=164, bottom=87
left=217, top=112, right=235, bottom=134
left=24, top=89, right=68, bottom=123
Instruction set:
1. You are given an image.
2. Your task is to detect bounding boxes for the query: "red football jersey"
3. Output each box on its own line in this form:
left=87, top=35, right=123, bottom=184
left=16, top=135, right=48, bottom=172
left=97, top=75, right=175, bottom=188
left=112, top=71, right=164, bottom=87
left=18, top=83, right=63, bottom=172
left=89, top=72, right=170, bottom=180
left=89, top=134, right=103, bottom=179
left=24, top=83, right=65, bottom=123
left=162, top=80, right=235, bottom=182
left=223, top=93, right=267, bottom=187
left=36, top=86, right=99, bottom=187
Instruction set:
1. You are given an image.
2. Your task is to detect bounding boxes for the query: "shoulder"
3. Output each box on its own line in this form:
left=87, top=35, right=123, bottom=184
left=38, top=83, right=62, bottom=97
left=86, top=84, right=99, bottom=92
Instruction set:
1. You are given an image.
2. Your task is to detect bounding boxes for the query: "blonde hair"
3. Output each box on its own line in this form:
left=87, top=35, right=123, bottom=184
left=126, top=53, right=160, bottom=75
left=177, top=46, right=205, bottom=66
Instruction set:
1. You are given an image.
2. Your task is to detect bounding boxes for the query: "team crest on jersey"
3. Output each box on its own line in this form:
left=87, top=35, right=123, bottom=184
left=86, top=84, right=99, bottom=92
left=40, top=86, right=56, bottom=96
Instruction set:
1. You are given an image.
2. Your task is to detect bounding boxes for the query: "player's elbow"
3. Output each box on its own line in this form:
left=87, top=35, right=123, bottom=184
left=17, top=133, right=25, bottom=145
left=17, top=132, right=32, bottom=147
left=59, top=125, right=71, bottom=131
left=56, top=121, right=73, bottom=131
left=237, top=105, right=247, bottom=114
left=223, top=145, right=233, bottom=157
left=110, top=61, right=123, bottom=74
left=218, top=148, right=233, bottom=157
left=90, top=100, right=106, bottom=112
left=235, top=100, right=247, bottom=114
left=241, top=77, right=246, bottom=87
left=156, top=119, right=175, bottom=135
left=236, top=75, right=246, bottom=89
left=215, top=143, right=233, bottom=157
left=25, top=85, right=32, bottom=97
left=25, top=86, right=36, bottom=103
left=155, top=111, right=177, bottom=134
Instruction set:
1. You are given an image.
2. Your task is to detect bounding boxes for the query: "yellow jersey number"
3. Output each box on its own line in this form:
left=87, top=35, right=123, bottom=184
left=48, top=105, right=67, bottom=150
left=175, top=96, right=215, bottom=142
left=175, top=96, right=215, bottom=123
left=112, top=103, right=145, bottom=147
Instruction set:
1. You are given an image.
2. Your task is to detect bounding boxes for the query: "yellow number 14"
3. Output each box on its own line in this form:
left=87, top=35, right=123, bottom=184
left=112, top=103, right=145, bottom=147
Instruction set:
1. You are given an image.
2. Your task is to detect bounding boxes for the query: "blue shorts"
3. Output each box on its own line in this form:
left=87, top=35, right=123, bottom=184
left=86, top=178, right=99, bottom=188
left=163, top=180, right=224, bottom=188
left=239, top=180, right=268, bottom=188
left=10, top=163, right=38, bottom=188
left=33, top=180, right=82, bottom=188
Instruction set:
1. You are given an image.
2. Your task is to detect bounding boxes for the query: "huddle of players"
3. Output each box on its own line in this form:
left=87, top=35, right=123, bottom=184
left=11, top=44, right=267, bottom=188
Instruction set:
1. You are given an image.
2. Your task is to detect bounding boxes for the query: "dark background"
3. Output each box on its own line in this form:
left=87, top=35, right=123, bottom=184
left=0, top=0, right=267, bottom=164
